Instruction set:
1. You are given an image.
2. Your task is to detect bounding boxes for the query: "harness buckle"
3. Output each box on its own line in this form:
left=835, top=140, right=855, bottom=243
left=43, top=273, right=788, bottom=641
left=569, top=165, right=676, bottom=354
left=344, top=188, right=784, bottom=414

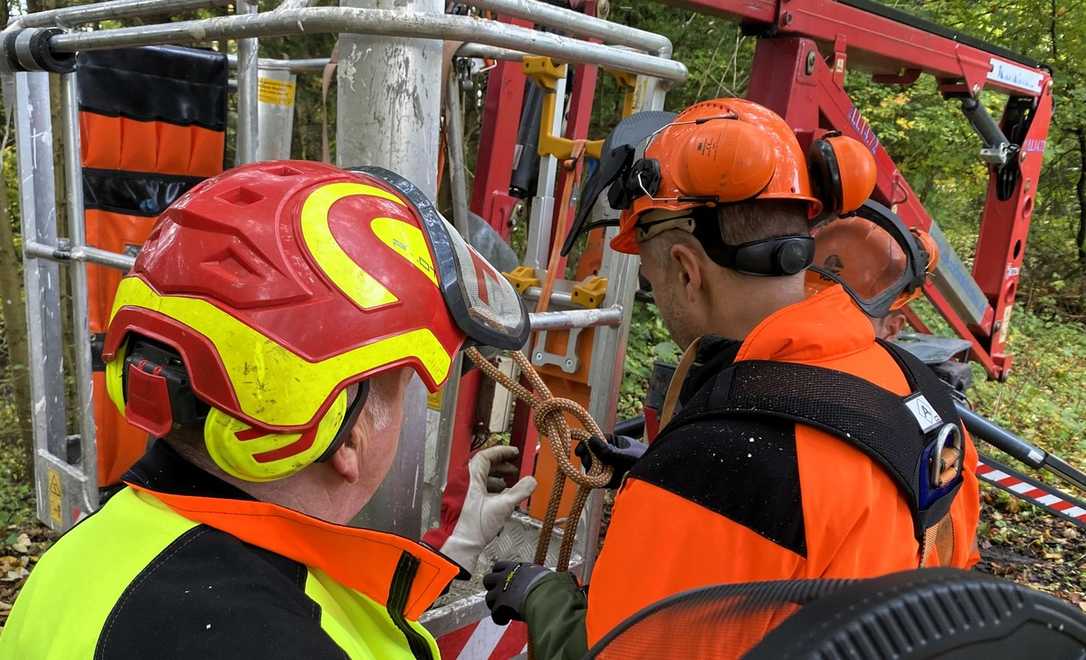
left=930, top=423, right=964, bottom=488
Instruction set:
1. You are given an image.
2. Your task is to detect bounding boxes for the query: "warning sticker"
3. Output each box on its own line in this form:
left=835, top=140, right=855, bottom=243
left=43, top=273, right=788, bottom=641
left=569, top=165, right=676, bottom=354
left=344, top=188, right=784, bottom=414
left=258, top=77, right=296, bottom=107
left=987, top=58, right=1044, bottom=94
left=904, top=394, right=943, bottom=434
left=48, top=469, right=62, bottom=525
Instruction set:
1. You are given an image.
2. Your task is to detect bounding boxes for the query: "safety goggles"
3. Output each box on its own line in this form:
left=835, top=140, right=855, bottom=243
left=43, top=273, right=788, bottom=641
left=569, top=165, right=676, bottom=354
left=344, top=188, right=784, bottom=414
left=808, top=201, right=932, bottom=318
left=352, top=166, right=530, bottom=351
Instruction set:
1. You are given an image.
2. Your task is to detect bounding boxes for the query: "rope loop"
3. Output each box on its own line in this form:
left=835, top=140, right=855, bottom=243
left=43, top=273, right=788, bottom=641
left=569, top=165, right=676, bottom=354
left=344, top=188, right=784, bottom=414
left=465, top=346, right=613, bottom=570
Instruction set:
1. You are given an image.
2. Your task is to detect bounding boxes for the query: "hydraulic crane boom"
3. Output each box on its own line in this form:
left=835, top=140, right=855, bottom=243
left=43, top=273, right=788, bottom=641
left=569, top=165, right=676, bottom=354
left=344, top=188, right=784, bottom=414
left=650, top=0, right=1052, bottom=380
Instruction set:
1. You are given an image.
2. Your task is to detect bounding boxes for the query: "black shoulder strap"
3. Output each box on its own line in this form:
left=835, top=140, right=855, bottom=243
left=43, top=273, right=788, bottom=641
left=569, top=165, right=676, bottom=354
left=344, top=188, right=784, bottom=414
left=664, top=344, right=965, bottom=543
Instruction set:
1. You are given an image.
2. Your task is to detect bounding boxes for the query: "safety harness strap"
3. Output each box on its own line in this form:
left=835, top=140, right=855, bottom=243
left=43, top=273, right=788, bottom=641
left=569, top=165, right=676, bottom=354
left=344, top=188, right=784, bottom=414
left=664, top=342, right=964, bottom=546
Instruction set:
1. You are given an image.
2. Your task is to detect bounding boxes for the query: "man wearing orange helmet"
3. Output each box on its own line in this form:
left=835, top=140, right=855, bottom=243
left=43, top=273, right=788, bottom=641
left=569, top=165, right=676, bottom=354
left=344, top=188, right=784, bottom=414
left=806, top=214, right=941, bottom=338
left=484, top=99, right=979, bottom=657
left=807, top=215, right=982, bottom=564
left=0, top=162, right=536, bottom=659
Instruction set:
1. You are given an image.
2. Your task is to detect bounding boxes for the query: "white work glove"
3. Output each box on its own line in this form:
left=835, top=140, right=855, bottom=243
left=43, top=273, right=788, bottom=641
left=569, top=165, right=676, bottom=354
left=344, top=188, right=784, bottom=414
left=440, top=446, right=537, bottom=574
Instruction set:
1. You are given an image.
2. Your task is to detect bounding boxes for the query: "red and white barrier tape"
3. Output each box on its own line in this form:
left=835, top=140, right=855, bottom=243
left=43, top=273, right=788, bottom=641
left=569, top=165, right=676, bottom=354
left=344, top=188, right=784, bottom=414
left=437, top=619, right=528, bottom=660
left=977, top=455, right=1086, bottom=527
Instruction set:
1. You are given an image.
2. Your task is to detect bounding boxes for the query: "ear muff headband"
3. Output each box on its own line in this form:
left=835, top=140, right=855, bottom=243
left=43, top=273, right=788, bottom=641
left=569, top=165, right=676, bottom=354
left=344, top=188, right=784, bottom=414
left=809, top=200, right=928, bottom=318
left=314, top=380, right=370, bottom=463
left=685, top=208, right=815, bottom=276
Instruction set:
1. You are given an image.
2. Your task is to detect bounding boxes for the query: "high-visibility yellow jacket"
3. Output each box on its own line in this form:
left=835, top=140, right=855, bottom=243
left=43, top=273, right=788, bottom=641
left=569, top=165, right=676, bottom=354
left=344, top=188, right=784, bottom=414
left=0, top=442, right=458, bottom=659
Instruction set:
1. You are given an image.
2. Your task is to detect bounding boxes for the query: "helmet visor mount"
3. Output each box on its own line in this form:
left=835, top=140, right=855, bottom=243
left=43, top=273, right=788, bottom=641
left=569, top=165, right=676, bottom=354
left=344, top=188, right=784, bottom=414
left=351, top=166, right=530, bottom=351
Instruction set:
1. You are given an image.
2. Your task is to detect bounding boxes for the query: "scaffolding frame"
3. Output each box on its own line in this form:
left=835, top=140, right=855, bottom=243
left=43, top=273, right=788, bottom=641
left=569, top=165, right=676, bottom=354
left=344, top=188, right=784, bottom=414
left=3, top=0, right=681, bottom=648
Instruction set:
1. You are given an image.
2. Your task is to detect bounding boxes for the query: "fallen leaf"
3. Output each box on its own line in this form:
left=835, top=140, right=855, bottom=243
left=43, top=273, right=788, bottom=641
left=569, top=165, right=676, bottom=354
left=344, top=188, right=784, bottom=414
left=11, top=533, right=30, bottom=554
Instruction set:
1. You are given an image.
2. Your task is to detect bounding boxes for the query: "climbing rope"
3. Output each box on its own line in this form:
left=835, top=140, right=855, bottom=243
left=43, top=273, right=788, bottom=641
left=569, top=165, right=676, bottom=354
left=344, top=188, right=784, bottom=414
left=465, top=346, right=612, bottom=572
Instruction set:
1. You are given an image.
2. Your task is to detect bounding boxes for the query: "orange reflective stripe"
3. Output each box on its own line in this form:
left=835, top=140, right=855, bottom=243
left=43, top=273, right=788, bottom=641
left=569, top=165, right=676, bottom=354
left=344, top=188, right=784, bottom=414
left=126, top=483, right=457, bottom=620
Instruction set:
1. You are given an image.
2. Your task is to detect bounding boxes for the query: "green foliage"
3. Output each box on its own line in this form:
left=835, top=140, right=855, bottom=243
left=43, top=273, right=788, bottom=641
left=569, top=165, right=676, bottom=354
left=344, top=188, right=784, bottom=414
left=617, top=302, right=676, bottom=420
left=971, top=309, right=1086, bottom=461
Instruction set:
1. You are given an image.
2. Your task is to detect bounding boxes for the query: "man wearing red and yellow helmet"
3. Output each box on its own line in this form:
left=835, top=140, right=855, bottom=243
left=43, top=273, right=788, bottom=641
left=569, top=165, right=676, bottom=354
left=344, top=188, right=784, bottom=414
left=484, top=99, right=979, bottom=658
left=1, top=162, right=535, bottom=659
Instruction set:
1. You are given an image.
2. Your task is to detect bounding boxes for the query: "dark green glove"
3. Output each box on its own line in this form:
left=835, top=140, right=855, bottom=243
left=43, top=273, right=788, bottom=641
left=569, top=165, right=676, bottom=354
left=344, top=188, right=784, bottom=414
left=483, top=561, right=553, bottom=625
left=575, top=433, right=647, bottom=489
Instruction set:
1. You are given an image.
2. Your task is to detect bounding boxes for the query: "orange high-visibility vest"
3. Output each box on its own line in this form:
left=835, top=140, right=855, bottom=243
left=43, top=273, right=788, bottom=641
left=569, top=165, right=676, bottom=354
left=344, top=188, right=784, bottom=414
left=585, top=285, right=981, bottom=646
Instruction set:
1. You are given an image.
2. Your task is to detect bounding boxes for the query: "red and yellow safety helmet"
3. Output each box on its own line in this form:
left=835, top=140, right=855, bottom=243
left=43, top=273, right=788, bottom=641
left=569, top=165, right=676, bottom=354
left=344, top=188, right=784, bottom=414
left=103, top=161, right=528, bottom=482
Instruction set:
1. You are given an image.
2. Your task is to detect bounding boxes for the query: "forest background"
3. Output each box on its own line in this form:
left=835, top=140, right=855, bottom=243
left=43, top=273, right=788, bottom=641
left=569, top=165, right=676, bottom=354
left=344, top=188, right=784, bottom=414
left=0, top=0, right=1082, bottom=618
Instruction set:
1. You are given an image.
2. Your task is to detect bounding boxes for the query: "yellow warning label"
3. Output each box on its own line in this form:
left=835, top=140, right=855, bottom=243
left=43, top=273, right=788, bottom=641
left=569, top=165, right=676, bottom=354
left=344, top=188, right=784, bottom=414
left=427, top=388, right=444, bottom=411
left=258, top=77, right=296, bottom=107
left=48, top=469, right=62, bottom=525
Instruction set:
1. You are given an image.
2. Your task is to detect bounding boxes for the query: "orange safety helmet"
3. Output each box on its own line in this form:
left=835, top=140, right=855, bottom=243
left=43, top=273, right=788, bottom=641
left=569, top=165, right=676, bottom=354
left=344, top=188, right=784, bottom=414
left=601, top=98, right=876, bottom=255
left=102, top=161, right=528, bottom=482
left=807, top=202, right=940, bottom=317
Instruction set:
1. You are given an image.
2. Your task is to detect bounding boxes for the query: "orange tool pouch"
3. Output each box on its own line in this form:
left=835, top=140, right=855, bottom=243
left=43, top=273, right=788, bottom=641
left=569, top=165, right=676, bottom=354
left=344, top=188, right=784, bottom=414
left=78, top=46, right=227, bottom=486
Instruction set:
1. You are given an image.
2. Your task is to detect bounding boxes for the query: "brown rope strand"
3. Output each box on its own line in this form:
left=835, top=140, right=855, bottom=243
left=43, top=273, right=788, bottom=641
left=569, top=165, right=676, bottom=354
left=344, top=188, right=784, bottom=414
left=465, top=346, right=611, bottom=571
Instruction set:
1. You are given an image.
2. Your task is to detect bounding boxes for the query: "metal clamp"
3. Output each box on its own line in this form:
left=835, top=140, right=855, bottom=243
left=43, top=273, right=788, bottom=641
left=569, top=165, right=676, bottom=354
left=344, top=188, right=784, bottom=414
left=503, top=265, right=542, bottom=294
left=523, top=56, right=604, bottom=161
left=571, top=275, right=608, bottom=309
left=605, top=68, right=637, bottom=118
left=2, top=27, right=76, bottom=73
left=531, top=326, right=583, bottom=374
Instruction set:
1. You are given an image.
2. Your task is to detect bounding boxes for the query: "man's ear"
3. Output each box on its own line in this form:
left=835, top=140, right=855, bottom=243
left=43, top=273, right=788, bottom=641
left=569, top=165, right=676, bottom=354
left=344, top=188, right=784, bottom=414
left=670, top=242, right=704, bottom=298
left=884, top=311, right=908, bottom=339
left=330, top=436, right=361, bottom=484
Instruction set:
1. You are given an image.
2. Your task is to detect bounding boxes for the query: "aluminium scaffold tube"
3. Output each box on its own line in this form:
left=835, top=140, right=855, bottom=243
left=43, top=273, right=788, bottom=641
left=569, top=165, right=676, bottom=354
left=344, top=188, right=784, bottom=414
left=461, top=0, right=672, bottom=57
left=42, top=7, right=688, bottom=82
left=7, top=0, right=230, bottom=28
left=456, top=42, right=528, bottom=62
left=235, top=0, right=258, bottom=164
left=528, top=306, right=624, bottom=331
left=226, top=54, right=331, bottom=72
left=24, top=241, right=137, bottom=271
left=226, top=47, right=528, bottom=73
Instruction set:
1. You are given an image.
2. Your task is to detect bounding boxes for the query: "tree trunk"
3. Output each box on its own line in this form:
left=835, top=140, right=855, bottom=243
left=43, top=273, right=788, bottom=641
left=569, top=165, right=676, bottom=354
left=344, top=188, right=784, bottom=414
left=0, top=134, right=34, bottom=478
left=1076, top=128, right=1086, bottom=263
left=3, top=0, right=35, bottom=478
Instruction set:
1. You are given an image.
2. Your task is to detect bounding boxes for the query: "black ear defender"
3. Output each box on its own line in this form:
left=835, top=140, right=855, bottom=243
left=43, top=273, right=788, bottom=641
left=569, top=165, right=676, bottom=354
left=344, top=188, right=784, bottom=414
left=689, top=207, right=815, bottom=276
left=609, top=157, right=662, bottom=212
left=123, top=337, right=208, bottom=429
left=808, top=132, right=844, bottom=223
